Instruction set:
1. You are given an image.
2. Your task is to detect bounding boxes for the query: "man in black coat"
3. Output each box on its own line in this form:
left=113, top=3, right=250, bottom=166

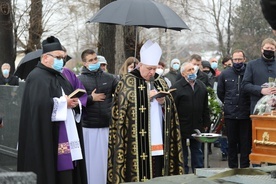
left=17, top=36, right=87, bottom=184
left=242, top=38, right=276, bottom=114
left=0, top=63, right=19, bottom=86
left=217, top=49, right=251, bottom=168
left=176, top=54, right=211, bottom=87
left=171, top=62, right=210, bottom=174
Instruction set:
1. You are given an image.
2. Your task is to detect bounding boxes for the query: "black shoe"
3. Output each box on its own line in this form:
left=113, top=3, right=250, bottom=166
left=221, top=153, right=227, bottom=161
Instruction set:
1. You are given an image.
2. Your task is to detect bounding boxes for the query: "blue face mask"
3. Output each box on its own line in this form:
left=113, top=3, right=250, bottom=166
left=211, top=62, right=218, bottom=70
left=187, top=73, right=197, bottom=82
left=2, top=69, right=9, bottom=76
left=88, top=62, right=100, bottom=71
left=172, top=63, right=180, bottom=70
left=52, top=58, right=64, bottom=72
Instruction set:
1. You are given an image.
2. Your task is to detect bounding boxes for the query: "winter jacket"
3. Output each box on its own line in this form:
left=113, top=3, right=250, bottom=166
left=78, top=67, right=118, bottom=128
left=171, top=77, right=210, bottom=138
left=164, top=69, right=180, bottom=86
left=0, top=75, right=19, bottom=86
left=242, top=58, right=276, bottom=113
left=217, top=66, right=250, bottom=119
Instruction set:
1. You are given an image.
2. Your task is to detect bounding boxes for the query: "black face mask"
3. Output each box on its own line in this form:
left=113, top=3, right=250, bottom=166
left=263, top=50, right=275, bottom=60
left=203, top=70, right=210, bottom=74
left=233, top=62, right=244, bottom=69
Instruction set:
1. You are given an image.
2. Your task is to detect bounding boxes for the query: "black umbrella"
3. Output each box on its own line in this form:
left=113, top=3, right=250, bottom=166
left=87, top=0, right=189, bottom=31
left=14, top=49, right=42, bottom=80
left=14, top=49, right=72, bottom=80
left=87, top=0, right=189, bottom=56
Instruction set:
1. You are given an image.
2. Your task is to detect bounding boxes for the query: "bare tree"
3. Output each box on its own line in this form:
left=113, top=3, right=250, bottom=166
left=0, top=0, right=15, bottom=72
left=179, top=0, right=238, bottom=58
left=26, top=0, right=42, bottom=52
left=98, top=0, right=116, bottom=74
left=232, top=0, right=273, bottom=60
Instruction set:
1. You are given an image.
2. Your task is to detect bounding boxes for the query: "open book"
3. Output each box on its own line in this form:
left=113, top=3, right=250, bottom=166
left=68, top=88, right=86, bottom=98
left=152, top=88, right=176, bottom=99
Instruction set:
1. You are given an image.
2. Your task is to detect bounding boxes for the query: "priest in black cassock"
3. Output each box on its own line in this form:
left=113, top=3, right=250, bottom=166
left=107, top=40, right=184, bottom=184
left=17, top=36, right=87, bottom=184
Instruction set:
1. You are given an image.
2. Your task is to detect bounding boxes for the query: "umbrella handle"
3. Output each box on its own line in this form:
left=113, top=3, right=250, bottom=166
left=134, top=26, right=138, bottom=59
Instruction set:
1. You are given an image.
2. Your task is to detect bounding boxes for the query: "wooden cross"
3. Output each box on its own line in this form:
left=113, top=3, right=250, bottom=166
left=140, top=153, right=148, bottom=160
left=139, top=105, right=146, bottom=113
left=139, top=129, right=147, bottom=136
left=138, top=84, right=145, bottom=91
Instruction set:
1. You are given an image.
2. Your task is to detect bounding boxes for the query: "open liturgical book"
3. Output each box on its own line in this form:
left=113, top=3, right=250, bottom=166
left=151, top=88, right=176, bottom=99
left=68, top=88, right=86, bottom=98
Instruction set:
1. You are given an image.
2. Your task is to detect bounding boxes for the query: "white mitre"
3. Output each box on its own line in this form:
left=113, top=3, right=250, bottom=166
left=140, top=40, right=162, bottom=66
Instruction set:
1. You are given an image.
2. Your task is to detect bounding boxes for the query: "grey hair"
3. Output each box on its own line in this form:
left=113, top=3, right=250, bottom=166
left=180, top=62, right=191, bottom=73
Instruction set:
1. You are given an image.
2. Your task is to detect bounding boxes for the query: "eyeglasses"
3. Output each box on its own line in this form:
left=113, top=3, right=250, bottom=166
left=232, top=58, right=244, bottom=62
left=46, top=54, right=65, bottom=60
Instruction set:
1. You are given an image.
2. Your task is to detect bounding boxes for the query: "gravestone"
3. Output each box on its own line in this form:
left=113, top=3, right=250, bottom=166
left=0, top=82, right=25, bottom=171
left=0, top=172, right=36, bottom=183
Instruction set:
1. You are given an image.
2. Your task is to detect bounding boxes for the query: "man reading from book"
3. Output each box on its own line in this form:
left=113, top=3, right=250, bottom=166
left=108, top=40, right=184, bottom=184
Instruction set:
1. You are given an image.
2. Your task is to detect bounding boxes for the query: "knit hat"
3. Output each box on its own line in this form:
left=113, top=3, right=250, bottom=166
left=170, top=58, right=180, bottom=67
left=140, top=40, right=162, bottom=66
left=42, top=36, right=63, bottom=54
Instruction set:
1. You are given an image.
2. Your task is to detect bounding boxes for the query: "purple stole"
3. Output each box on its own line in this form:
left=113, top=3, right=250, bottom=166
left=57, top=121, right=73, bottom=171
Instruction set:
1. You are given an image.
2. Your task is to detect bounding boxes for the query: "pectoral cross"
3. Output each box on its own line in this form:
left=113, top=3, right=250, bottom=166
left=166, top=106, right=171, bottom=112
left=139, top=105, right=146, bottom=113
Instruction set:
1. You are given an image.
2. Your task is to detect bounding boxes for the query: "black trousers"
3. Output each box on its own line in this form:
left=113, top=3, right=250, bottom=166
left=225, top=119, right=252, bottom=168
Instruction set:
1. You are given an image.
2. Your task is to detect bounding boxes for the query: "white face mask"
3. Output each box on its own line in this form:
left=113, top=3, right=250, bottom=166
left=155, top=68, right=164, bottom=75
left=194, top=65, right=199, bottom=73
